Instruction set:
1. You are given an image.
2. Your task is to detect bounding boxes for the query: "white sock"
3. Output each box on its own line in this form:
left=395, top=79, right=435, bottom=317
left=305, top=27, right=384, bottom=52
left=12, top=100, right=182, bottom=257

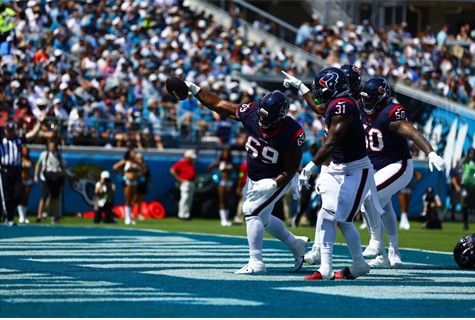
left=382, top=203, right=398, bottom=250
left=264, top=215, right=295, bottom=246
left=125, top=206, right=132, bottom=222
left=319, top=217, right=336, bottom=273
left=312, top=208, right=324, bottom=250
left=219, top=209, right=229, bottom=223
left=339, top=221, right=365, bottom=264
left=246, top=216, right=264, bottom=261
left=18, top=205, right=26, bottom=221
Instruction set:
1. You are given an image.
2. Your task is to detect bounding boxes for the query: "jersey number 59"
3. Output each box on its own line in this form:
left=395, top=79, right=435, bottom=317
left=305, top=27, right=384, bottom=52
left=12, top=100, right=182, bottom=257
left=245, top=136, right=279, bottom=164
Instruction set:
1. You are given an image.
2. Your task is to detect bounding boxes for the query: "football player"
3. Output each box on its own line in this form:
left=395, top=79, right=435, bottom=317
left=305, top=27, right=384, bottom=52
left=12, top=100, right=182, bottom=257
left=184, top=81, right=309, bottom=274
left=285, top=67, right=383, bottom=280
left=358, top=77, right=446, bottom=267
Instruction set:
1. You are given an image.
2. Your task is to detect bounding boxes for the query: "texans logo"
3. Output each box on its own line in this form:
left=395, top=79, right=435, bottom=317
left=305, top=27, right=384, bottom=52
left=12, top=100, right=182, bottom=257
left=319, top=73, right=339, bottom=91
left=352, top=66, right=360, bottom=73
left=378, top=85, right=386, bottom=94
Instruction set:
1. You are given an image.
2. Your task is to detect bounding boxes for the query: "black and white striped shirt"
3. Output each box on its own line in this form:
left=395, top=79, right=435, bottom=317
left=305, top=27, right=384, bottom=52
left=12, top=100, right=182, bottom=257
left=1, top=136, right=24, bottom=167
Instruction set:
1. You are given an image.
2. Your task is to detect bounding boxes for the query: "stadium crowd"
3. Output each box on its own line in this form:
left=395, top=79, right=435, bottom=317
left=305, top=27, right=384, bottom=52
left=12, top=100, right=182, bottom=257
left=0, top=0, right=473, bottom=150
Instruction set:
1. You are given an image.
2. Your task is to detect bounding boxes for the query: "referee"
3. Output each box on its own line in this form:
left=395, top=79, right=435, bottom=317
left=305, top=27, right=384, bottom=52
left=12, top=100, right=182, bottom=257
left=1, top=113, right=44, bottom=226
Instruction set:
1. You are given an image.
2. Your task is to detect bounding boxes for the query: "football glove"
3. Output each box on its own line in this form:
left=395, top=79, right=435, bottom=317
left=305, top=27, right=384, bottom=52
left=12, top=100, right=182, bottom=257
left=247, top=178, right=277, bottom=200
left=282, top=70, right=310, bottom=95
left=299, top=161, right=316, bottom=189
left=184, top=81, right=201, bottom=95
left=428, top=151, right=446, bottom=172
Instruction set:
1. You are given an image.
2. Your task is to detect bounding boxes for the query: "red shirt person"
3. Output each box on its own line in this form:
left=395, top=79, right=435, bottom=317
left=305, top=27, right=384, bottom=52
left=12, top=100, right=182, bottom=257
left=170, top=150, right=197, bottom=220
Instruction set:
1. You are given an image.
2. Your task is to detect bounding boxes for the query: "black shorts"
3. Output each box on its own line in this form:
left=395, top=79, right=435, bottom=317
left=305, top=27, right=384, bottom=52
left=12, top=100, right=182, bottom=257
left=41, top=180, right=62, bottom=199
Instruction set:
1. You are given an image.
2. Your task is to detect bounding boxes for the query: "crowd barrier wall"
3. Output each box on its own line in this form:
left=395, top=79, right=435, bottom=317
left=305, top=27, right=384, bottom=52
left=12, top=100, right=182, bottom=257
left=24, top=147, right=445, bottom=220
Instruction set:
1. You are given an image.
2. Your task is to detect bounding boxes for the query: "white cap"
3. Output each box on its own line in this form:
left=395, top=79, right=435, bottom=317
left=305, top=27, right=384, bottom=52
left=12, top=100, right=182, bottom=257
left=53, top=98, right=61, bottom=105
left=11, top=80, right=20, bottom=88
left=100, top=170, right=110, bottom=179
left=59, top=82, right=68, bottom=90
left=289, top=103, right=298, bottom=112
left=184, top=150, right=197, bottom=159
left=149, top=74, right=158, bottom=81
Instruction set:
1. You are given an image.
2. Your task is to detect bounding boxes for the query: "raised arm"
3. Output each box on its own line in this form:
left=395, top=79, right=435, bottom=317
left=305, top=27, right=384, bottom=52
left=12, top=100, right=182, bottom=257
left=185, top=81, right=240, bottom=120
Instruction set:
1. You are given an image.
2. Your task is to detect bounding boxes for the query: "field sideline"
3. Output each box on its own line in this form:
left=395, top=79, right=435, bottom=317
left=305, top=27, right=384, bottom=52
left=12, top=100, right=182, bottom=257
left=45, top=216, right=472, bottom=253
left=1, top=222, right=474, bottom=318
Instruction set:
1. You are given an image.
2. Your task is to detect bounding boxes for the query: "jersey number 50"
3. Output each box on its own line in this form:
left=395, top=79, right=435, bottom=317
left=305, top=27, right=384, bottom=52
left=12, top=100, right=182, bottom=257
left=364, top=126, right=384, bottom=152
left=245, top=136, right=279, bottom=164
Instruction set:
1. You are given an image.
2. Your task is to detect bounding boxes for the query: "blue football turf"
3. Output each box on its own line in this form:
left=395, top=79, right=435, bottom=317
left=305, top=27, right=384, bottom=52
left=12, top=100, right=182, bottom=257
left=1, top=225, right=474, bottom=318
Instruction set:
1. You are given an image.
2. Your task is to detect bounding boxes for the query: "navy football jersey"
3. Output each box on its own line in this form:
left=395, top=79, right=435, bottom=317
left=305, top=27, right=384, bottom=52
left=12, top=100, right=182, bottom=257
left=324, top=96, right=367, bottom=164
left=236, top=102, right=305, bottom=181
left=358, top=101, right=412, bottom=170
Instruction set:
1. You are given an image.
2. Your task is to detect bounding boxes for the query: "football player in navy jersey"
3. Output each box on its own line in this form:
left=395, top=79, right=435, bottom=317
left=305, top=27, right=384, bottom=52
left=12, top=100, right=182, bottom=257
left=358, top=77, right=446, bottom=267
left=184, top=80, right=309, bottom=274
left=285, top=67, right=383, bottom=280
left=341, top=64, right=362, bottom=101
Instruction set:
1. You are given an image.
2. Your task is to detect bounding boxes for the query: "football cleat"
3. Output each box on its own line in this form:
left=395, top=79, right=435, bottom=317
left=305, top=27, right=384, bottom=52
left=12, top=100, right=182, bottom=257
left=335, top=262, right=370, bottom=280
left=388, top=247, right=403, bottom=267
left=235, top=259, right=267, bottom=274
left=304, top=248, right=321, bottom=265
left=304, top=270, right=335, bottom=281
left=363, top=239, right=383, bottom=258
left=291, top=236, right=309, bottom=272
left=368, top=253, right=390, bottom=268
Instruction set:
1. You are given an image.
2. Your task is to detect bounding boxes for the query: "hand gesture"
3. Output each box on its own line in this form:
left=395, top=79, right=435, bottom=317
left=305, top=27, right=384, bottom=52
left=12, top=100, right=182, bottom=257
left=282, top=70, right=303, bottom=90
left=428, top=152, right=446, bottom=172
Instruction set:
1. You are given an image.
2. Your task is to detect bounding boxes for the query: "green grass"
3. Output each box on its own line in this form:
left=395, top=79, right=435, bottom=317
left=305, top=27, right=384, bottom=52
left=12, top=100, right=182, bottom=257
left=46, top=216, right=473, bottom=253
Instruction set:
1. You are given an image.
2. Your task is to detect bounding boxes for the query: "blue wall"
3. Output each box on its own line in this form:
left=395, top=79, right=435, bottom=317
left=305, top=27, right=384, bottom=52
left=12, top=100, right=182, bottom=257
left=26, top=150, right=225, bottom=217
left=25, top=150, right=446, bottom=219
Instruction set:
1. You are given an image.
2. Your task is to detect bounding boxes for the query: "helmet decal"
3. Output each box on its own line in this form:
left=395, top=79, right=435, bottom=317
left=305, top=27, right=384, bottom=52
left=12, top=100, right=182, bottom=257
left=319, top=72, right=339, bottom=91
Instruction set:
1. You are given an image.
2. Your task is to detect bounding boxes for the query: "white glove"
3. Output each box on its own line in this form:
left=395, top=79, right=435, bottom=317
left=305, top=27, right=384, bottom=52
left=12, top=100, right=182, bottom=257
left=184, top=81, right=201, bottom=95
left=281, top=70, right=310, bottom=95
left=290, top=173, right=300, bottom=200
left=299, top=161, right=316, bottom=189
left=247, top=178, right=277, bottom=200
left=428, top=151, right=446, bottom=172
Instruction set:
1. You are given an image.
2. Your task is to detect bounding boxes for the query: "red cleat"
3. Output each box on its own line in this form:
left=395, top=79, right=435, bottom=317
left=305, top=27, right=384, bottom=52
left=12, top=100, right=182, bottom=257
left=334, top=267, right=356, bottom=280
left=303, top=271, right=335, bottom=280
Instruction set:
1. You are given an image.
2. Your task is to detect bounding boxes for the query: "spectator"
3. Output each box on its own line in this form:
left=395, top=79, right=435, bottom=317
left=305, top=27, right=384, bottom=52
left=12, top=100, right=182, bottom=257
left=34, top=139, right=67, bottom=224
left=170, top=149, right=197, bottom=220
left=93, top=170, right=117, bottom=224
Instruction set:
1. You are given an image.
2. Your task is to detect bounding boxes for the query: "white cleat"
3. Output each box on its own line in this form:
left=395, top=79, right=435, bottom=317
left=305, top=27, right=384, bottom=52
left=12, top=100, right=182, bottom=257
left=18, top=218, right=30, bottom=224
left=363, top=239, right=384, bottom=258
left=304, top=248, right=321, bottom=265
left=349, top=261, right=371, bottom=278
left=125, top=220, right=136, bottom=225
left=368, top=253, right=390, bottom=268
left=388, top=247, right=403, bottom=267
left=235, top=259, right=267, bottom=274
left=291, top=236, right=309, bottom=272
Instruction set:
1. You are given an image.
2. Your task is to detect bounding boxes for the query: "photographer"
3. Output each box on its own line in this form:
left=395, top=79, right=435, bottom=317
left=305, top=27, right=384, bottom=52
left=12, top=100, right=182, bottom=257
left=422, top=187, right=443, bottom=229
left=94, top=170, right=117, bottom=224
left=34, top=139, right=66, bottom=223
